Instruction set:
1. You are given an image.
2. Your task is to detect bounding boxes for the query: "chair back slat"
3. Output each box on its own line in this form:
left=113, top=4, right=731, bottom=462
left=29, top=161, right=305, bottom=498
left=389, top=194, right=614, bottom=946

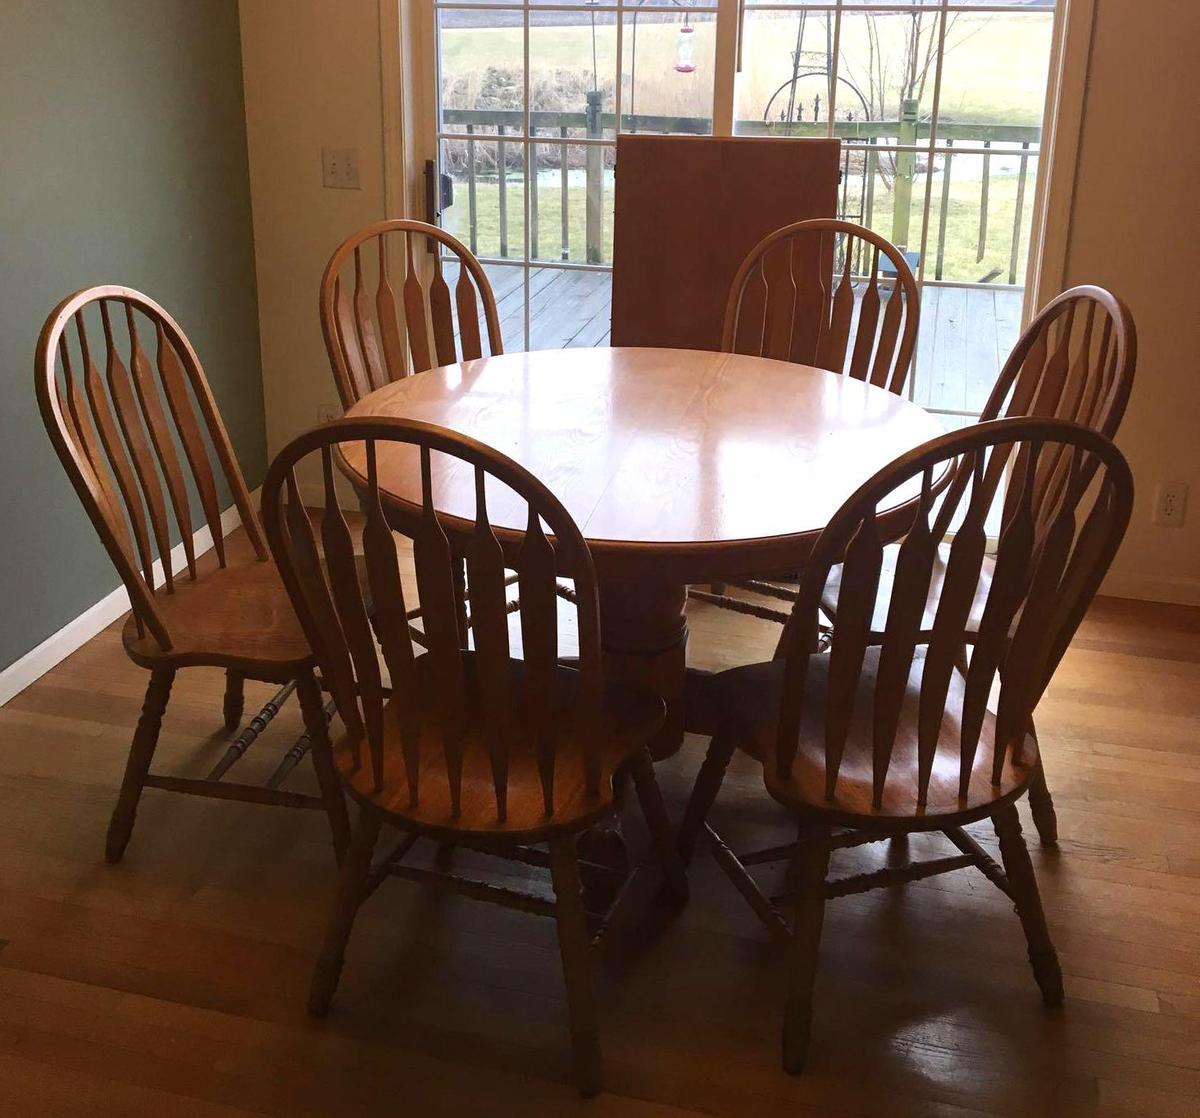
left=262, top=418, right=606, bottom=826
left=155, top=323, right=226, bottom=566
left=957, top=457, right=1036, bottom=795
left=428, top=255, right=458, bottom=368
left=723, top=219, right=919, bottom=398
left=403, top=236, right=434, bottom=375
left=993, top=471, right=1081, bottom=775
left=37, top=286, right=265, bottom=652
left=822, top=510, right=883, bottom=799
left=777, top=418, right=1133, bottom=812
left=374, top=237, right=408, bottom=388
left=455, top=267, right=484, bottom=360
left=361, top=442, right=421, bottom=797
left=320, top=447, right=385, bottom=772
left=284, top=471, right=364, bottom=752
left=125, top=304, right=197, bottom=581
left=333, top=274, right=372, bottom=401
left=871, top=467, right=936, bottom=805
left=518, top=507, right=562, bottom=813
left=847, top=248, right=882, bottom=383
left=916, top=452, right=995, bottom=805
left=816, top=249, right=856, bottom=374
left=351, top=246, right=387, bottom=394
left=322, top=220, right=503, bottom=408
left=414, top=445, right=468, bottom=812
left=465, top=466, right=514, bottom=818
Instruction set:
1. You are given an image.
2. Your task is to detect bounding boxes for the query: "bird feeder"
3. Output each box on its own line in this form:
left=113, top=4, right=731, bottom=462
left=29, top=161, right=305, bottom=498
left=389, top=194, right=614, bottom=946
left=674, top=17, right=696, bottom=74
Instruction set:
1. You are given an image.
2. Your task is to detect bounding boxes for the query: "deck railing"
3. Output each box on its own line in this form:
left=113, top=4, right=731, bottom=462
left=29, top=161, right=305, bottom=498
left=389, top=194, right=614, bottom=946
left=441, top=107, right=1040, bottom=284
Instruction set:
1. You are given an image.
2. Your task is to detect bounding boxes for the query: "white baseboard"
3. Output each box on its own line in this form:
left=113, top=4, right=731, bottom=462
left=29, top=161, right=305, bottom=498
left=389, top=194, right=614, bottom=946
left=0, top=492, right=260, bottom=708
left=1100, top=569, right=1200, bottom=608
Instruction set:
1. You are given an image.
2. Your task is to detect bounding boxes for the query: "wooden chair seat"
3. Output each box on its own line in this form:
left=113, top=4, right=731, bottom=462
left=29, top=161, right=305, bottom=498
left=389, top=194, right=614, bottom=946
left=123, top=542, right=372, bottom=676
left=821, top=546, right=995, bottom=639
left=710, top=649, right=1036, bottom=828
left=335, top=653, right=664, bottom=840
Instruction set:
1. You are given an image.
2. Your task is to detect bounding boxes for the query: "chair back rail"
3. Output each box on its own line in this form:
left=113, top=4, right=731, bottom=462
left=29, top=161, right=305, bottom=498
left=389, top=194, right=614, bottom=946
left=262, top=417, right=605, bottom=824
left=778, top=416, right=1132, bottom=811
left=722, top=219, right=920, bottom=396
left=36, top=286, right=265, bottom=650
left=321, top=220, right=503, bottom=407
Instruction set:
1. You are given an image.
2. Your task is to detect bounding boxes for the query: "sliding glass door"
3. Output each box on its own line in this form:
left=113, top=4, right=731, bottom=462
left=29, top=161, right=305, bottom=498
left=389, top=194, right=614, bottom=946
left=426, top=0, right=1058, bottom=421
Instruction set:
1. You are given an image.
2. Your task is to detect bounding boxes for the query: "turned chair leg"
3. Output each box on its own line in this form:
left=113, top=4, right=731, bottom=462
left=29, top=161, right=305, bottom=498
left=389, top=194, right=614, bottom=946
left=222, top=669, right=245, bottom=733
left=677, top=735, right=736, bottom=865
left=296, top=668, right=350, bottom=862
left=993, top=802, right=1063, bottom=1007
left=782, top=819, right=832, bottom=1075
left=548, top=834, right=603, bottom=1097
left=106, top=667, right=175, bottom=864
left=1028, top=753, right=1059, bottom=847
left=308, top=805, right=382, bottom=1017
left=628, top=750, right=688, bottom=904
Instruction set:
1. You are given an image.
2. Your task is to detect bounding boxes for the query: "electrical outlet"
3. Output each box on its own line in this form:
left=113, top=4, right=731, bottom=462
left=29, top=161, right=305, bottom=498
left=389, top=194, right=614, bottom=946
left=321, top=147, right=360, bottom=190
left=1154, top=481, right=1189, bottom=528
left=317, top=404, right=341, bottom=424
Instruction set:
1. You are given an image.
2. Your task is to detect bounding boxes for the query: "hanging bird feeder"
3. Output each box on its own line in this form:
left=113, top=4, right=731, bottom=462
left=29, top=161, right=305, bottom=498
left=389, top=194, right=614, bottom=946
left=674, top=15, right=696, bottom=74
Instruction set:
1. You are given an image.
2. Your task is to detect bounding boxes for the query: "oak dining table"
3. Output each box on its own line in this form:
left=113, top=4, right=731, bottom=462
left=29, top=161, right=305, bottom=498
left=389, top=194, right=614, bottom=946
left=340, top=345, right=946, bottom=759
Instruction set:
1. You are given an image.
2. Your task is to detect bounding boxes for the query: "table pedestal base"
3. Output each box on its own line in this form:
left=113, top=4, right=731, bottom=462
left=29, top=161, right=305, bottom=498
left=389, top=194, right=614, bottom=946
left=599, top=578, right=689, bottom=761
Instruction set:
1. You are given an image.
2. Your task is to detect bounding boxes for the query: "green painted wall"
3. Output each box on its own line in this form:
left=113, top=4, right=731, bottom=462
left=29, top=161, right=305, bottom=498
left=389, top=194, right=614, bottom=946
left=0, top=0, right=265, bottom=673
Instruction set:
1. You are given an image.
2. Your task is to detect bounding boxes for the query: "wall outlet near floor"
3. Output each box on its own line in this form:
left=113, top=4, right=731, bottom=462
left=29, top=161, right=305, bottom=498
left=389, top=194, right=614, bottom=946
left=1153, top=481, right=1189, bottom=527
left=321, top=147, right=360, bottom=190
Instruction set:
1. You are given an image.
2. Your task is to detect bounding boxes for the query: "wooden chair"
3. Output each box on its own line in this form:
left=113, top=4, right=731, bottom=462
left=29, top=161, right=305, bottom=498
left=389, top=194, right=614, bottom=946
left=261, top=416, right=688, bottom=1097
left=819, top=285, right=1138, bottom=843
left=35, top=286, right=351, bottom=863
left=320, top=219, right=503, bottom=407
left=690, top=219, right=919, bottom=612
left=678, top=416, right=1133, bottom=1073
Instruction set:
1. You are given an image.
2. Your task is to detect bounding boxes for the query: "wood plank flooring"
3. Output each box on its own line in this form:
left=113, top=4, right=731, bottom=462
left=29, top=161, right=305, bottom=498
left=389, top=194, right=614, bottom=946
left=0, top=543, right=1197, bottom=1116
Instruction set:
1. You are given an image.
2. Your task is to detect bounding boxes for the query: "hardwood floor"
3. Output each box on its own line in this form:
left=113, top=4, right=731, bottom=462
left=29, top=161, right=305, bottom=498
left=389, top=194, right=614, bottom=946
left=0, top=541, right=1197, bottom=1116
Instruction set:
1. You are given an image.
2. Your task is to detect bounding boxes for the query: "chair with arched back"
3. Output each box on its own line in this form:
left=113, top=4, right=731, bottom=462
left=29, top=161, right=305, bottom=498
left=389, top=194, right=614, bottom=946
left=36, top=285, right=351, bottom=863
left=678, top=416, right=1133, bottom=1073
left=722, top=217, right=920, bottom=389
left=819, top=284, right=1137, bottom=843
left=692, top=218, right=920, bottom=609
left=320, top=219, right=503, bottom=407
left=262, top=416, right=687, bottom=1097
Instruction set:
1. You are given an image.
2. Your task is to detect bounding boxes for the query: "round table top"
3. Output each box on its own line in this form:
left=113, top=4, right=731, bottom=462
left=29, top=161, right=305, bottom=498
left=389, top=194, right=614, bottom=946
left=342, top=347, right=945, bottom=582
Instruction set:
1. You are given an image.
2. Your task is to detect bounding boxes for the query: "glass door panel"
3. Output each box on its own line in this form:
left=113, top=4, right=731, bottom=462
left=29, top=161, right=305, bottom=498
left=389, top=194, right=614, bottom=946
left=433, top=0, right=718, bottom=350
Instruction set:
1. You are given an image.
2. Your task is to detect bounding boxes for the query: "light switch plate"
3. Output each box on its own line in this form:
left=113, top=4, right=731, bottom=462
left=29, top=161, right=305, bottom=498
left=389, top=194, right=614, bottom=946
left=322, top=147, right=360, bottom=190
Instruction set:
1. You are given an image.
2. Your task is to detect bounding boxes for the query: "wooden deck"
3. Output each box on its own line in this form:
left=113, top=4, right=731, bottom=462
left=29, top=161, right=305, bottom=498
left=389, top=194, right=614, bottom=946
left=485, top=264, right=1024, bottom=418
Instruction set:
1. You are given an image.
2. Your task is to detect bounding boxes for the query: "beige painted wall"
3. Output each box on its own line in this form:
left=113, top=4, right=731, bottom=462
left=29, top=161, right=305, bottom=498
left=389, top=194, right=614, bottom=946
left=239, top=0, right=389, bottom=466
left=1062, top=0, right=1200, bottom=604
left=238, top=0, right=1199, bottom=603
